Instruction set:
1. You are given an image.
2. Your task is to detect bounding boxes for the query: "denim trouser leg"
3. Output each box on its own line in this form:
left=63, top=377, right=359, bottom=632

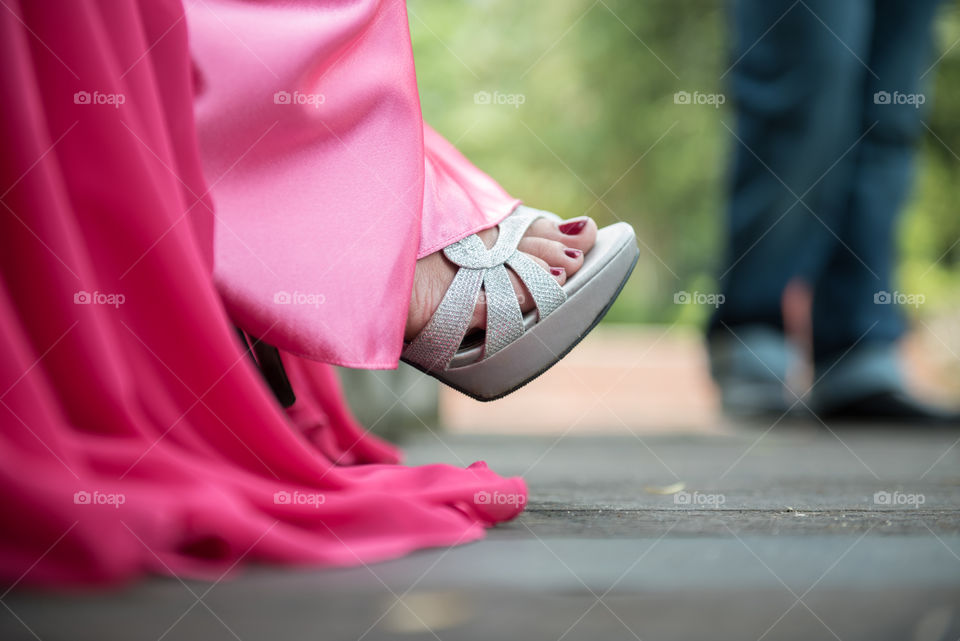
left=809, top=0, right=941, bottom=407
left=712, top=0, right=873, bottom=336
left=812, top=0, right=941, bottom=364
left=713, top=0, right=941, bottom=408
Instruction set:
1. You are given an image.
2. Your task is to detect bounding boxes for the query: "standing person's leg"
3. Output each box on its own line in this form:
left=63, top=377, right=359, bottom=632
left=811, top=0, right=949, bottom=419
left=710, top=0, right=871, bottom=415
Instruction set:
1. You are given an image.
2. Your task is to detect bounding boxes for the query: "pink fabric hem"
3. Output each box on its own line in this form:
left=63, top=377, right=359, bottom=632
left=415, top=199, right=523, bottom=259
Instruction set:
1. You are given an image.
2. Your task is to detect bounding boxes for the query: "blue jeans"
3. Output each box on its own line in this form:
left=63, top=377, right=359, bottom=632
left=711, top=0, right=941, bottom=370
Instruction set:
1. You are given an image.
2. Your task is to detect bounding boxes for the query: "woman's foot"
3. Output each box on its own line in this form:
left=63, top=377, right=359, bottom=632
left=405, top=215, right=598, bottom=341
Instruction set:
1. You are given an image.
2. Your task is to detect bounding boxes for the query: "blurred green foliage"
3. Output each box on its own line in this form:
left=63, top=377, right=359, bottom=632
left=409, top=0, right=960, bottom=325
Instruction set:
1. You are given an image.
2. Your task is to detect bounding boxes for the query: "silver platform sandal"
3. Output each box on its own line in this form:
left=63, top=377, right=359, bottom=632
left=401, top=205, right=639, bottom=401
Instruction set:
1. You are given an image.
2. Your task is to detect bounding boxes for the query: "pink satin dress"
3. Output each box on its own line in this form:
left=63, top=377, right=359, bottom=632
left=0, top=0, right=525, bottom=587
left=189, top=0, right=520, bottom=368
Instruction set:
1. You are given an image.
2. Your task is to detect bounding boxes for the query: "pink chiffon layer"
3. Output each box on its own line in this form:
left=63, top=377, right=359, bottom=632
left=0, top=0, right=525, bottom=587
left=188, top=0, right=520, bottom=368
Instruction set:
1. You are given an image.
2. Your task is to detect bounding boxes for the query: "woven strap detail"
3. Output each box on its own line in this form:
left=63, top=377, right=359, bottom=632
left=481, top=263, right=524, bottom=358
left=506, top=252, right=566, bottom=319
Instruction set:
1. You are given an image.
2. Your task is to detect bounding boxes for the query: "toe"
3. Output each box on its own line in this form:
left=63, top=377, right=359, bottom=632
left=517, top=237, right=584, bottom=276
left=524, top=253, right=567, bottom=286
left=526, top=216, right=598, bottom=254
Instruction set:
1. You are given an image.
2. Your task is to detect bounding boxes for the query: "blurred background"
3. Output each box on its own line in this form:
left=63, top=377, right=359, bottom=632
left=344, top=0, right=960, bottom=435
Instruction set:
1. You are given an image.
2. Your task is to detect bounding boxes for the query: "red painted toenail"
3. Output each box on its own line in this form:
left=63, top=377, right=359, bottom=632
left=559, top=219, right=587, bottom=235
left=564, top=248, right=582, bottom=258
left=550, top=267, right=564, bottom=277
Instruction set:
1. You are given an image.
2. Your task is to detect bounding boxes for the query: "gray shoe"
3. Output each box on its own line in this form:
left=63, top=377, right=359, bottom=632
left=811, top=342, right=960, bottom=425
left=708, top=325, right=799, bottom=418
left=811, top=342, right=903, bottom=415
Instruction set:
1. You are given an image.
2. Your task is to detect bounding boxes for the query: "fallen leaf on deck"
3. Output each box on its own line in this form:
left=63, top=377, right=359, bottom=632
left=643, top=482, right=687, bottom=495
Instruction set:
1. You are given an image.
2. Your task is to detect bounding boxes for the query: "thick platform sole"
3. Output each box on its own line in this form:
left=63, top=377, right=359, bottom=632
left=403, top=222, right=640, bottom=401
